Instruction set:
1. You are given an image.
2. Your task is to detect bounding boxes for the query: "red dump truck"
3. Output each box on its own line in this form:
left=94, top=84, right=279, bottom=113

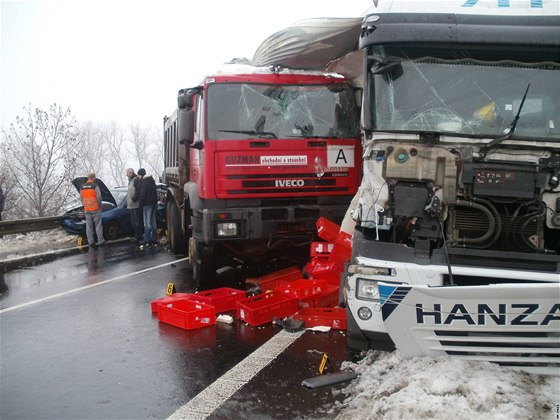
left=163, top=66, right=361, bottom=285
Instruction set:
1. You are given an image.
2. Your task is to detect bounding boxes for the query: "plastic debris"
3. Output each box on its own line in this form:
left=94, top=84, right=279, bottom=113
left=307, top=326, right=331, bottom=333
left=216, top=314, right=234, bottom=324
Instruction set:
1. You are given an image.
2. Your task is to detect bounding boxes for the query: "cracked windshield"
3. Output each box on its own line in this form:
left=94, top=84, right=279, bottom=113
left=369, top=45, right=560, bottom=140
left=207, top=82, right=359, bottom=139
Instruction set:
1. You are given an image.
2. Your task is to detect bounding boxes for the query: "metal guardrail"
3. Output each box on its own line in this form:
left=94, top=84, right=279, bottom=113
left=0, top=216, right=63, bottom=236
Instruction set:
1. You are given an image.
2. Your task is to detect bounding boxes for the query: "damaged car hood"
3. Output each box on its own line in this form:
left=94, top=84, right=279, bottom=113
left=71, top=177, right=117, bottom=206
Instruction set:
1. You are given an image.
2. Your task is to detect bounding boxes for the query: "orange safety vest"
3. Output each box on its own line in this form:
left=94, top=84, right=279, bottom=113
left=81, top=181, right=101, bottom=212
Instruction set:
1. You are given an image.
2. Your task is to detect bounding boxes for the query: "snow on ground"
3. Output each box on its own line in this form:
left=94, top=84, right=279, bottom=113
left=330, top=350, right=559, bottom=420
left=2, top=231, right=559, bottom=419
left=0, top=228, right=78, bottom=261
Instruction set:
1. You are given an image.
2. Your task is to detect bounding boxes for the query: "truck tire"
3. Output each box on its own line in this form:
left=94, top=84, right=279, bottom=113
left=167, top=201, right=187, bottom=255
left=190, top=238, right=216, bottom=287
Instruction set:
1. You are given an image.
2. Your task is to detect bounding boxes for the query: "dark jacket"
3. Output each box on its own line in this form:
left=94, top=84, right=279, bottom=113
left=135, top=176, right=158, bottom=207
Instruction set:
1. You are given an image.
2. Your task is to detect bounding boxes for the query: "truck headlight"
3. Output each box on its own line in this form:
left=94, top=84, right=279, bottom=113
left=356, top=278, right=379, bottom=301
left=215, top=222, right=238, bottom=237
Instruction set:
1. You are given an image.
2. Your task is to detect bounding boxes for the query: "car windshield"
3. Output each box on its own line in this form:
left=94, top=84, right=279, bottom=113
left=206, top=82, right=359, bottom=139
left=368, top=44, right=560, bottom=140
left=112, top=190, right=128, bottom=205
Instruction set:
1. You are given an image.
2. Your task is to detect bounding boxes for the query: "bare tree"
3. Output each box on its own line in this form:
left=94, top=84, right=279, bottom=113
left=144, top=127, right=164, bottom=182
left=129, top=122, right=151, bottom=169
left=101, top=121, right=128, bottom=188
left=0, top=159, right=18, bottom=220
left=1, top=104, right=79, bottom=217
left=76, top=121, right=108, bottom=179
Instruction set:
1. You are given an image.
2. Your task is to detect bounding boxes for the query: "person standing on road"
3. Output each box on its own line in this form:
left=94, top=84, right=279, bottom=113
left=81, top=172, right=105, bottom=248
left=126, top=168, right=144, bottom=243
left=135, top=168, right=158, bottom=246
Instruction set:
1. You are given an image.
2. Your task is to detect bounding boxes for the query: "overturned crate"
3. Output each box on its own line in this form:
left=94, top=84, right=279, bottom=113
left=236, top=291, right=299, bottom=326
left=294, top=307, right=347, bottom=330
left=187, top=287, right=246, bottom=313
left=157, top=299, right=216, bottom=330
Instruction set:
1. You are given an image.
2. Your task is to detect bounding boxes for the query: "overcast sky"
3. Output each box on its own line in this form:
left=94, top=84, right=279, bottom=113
left=1, top=0, right=369, bottom=130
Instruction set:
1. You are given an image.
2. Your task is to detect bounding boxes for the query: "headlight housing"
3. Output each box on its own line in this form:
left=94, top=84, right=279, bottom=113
left=356, top=278, right=379, bottom=301
left=215, top=222, right=238, bottom=237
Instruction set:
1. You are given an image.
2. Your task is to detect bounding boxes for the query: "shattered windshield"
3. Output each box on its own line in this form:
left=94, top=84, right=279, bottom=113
left=206, top=82, right=359, bottom=140
left=369, top=45, right=560, bottom=140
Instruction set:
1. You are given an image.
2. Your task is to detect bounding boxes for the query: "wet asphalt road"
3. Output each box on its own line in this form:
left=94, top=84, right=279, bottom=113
left=0, top=241, right=355, bottom=419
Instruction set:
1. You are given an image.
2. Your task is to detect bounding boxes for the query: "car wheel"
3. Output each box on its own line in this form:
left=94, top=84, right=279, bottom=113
left=103, top=220, right=119, bottom=241
left=167, top=201, right=187, bottom=255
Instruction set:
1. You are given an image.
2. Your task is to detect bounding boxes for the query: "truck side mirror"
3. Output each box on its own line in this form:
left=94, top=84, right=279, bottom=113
left=177, top=90, right=194, bottom=109
left=370, top=57, right=402, bottom=80
left=178, top=109, right=194, bottom=144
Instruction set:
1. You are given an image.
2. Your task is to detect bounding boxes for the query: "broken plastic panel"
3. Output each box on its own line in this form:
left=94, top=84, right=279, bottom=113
left=301, top=370, right=358, bottom=389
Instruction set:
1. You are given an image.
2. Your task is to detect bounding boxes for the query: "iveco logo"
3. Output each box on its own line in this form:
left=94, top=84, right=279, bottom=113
left=275, top=179, right=304, bottom=187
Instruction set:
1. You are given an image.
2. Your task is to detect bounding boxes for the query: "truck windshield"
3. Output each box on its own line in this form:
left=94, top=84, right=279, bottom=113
left=206, top=82, right=359, bottom=140
left=368, top=45, right=560, bottom=140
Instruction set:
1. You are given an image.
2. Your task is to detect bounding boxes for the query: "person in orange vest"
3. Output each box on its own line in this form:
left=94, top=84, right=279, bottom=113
left=81, top=172, right=105, bottom=248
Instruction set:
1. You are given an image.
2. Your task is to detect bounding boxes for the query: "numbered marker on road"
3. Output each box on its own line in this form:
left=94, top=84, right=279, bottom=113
left=166, top=283, right=176, bottom=296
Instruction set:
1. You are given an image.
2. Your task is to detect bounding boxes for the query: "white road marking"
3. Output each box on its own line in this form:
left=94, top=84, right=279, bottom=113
left=168, top=329, right=305, bottom=419
left=0, top=257, right=189, bottom=314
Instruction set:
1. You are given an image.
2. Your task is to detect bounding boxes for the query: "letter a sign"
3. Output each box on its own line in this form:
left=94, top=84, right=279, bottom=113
left=327, top=145, right=355, bottom=168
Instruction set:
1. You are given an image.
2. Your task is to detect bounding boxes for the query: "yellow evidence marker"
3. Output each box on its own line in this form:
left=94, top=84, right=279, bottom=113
left=166, top=283, right=176, bottom=296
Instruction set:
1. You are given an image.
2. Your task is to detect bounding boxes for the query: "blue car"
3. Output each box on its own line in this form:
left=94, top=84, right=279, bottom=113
left=61, top=177, right=166, bottom=240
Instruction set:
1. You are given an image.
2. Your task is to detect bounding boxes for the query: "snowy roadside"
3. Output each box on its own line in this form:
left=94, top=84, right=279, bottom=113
left=0, top=228, right=79, bottom=262
left=330, top=350, right=559, bottom=420
left=1, top=230, right=558, bottom=419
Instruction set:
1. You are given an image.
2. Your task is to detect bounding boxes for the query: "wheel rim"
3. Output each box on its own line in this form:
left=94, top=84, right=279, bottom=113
left=105, top=222, right=118, bottom=240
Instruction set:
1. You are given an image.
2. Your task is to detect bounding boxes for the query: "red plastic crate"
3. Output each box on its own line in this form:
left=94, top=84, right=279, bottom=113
left=294, top=307, right=347, bottom=330
left=276, top=279, right=327, bottom=300
left=151, top=293, right=192, bottom=314
left=245, top=266, right=302, bottom=292
left=236, top=291, right=299, bottom=326
left=305, top=260, right=342, bottom=284
left=187, top=287, right=246, bottom=313
left=316, top=217, right=341, bottom=242
left=328, top=231, right=352, bottom=269
left=310, top=242, right=334, bottom=259
left=301, top=284, right=339, bottom=308
left=157, top=299, right=216, bottom=330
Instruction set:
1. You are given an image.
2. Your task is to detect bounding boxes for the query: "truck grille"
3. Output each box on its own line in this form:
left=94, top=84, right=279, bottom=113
left=261, top=208, right=320, bottom=221
left=429, top=330, right=560, bottom=375
left=225, top=172, right=350, bottom=195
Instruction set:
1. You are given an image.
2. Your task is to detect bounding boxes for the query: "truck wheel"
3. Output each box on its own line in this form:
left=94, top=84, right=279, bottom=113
left=190, top=238, right=216, bottom=288
left=167, top=201, right=187, bottom=255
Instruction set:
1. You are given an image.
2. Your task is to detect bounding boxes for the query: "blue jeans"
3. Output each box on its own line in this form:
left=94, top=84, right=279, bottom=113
left=142, top=205, right=157, bottom=243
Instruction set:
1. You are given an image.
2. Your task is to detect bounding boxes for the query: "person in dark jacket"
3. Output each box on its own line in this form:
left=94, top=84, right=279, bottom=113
left=126, top=168, right=143, bottom=242
left=134, top=168, right=158, bottom=246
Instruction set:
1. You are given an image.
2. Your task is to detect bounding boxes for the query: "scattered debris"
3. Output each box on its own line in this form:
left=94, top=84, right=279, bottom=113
left=216, top=314, right=234, bottom=324
left=273, top=317, right=305, bottom=332
left=152, top=218, right=351, bottom=331
left=307, top=326, right=331, bottom=333
left=301, top=370, right=358, bottom=389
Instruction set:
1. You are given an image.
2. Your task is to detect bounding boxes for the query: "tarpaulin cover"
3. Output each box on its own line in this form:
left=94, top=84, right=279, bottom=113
left=251, top=18, right=362, bottom=72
